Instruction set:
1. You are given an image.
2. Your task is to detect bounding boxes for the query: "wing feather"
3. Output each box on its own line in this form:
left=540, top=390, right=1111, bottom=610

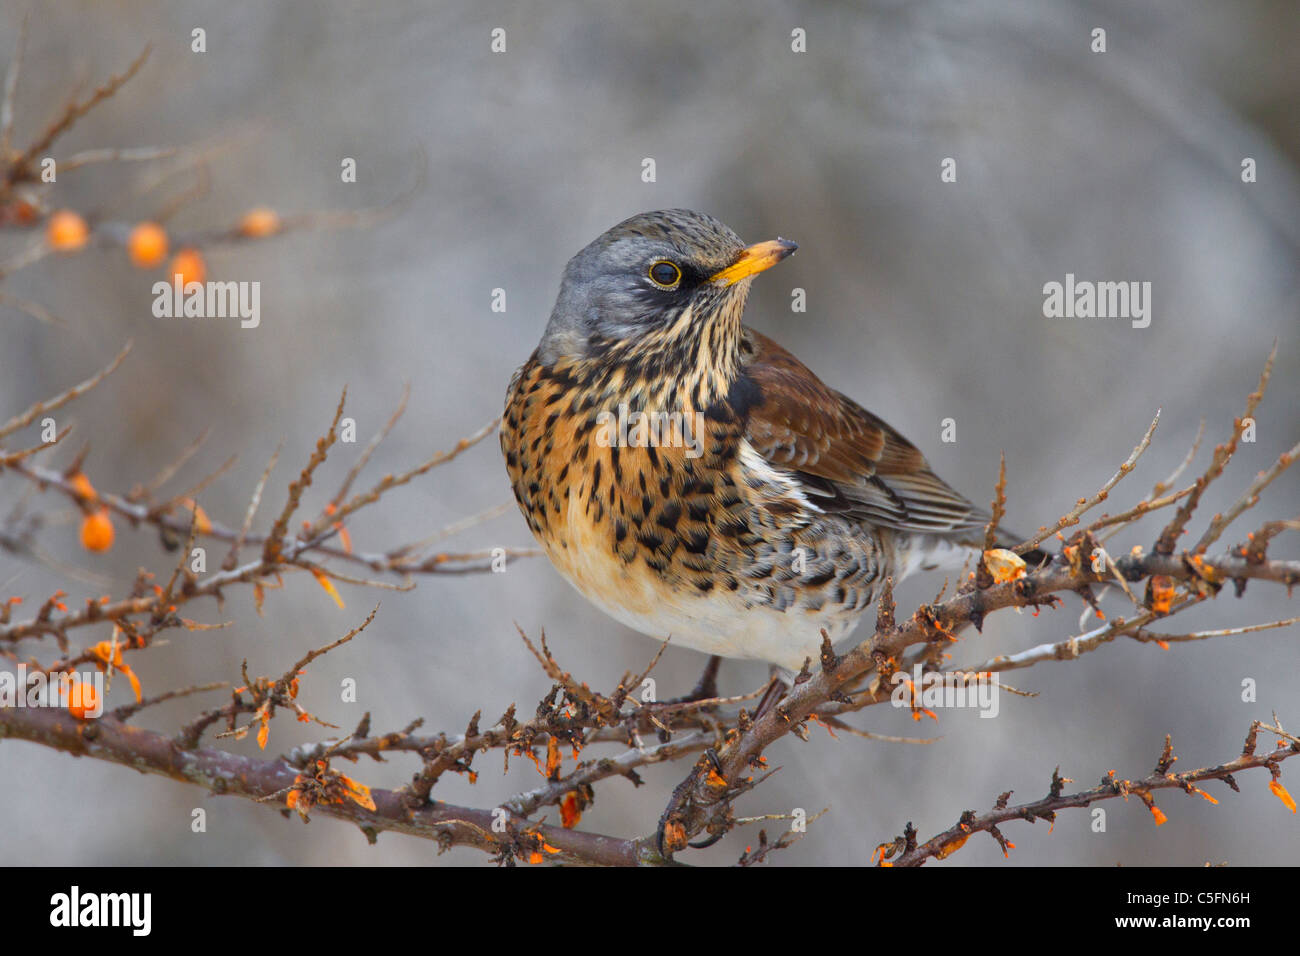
left=740, top=328, right=987, bottom=536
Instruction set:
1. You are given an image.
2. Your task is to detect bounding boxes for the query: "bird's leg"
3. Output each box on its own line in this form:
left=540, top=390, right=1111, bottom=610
left=752, top=667, right=789, bottom=721
left=652, top=654, right=722, bottom=708
left=685, top=654, right=721, bottom=702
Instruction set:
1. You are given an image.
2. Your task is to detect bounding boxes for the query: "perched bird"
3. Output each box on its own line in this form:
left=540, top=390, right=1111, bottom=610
left=502, top=209, right=1042, bottom=677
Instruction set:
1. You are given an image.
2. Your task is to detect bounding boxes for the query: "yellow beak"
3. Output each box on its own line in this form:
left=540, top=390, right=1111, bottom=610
left=708, top=238, right=798, bottom=286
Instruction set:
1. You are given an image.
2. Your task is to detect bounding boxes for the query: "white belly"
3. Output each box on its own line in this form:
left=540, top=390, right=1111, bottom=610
left=587, top=585, right=859, bottom=673
left=544, top=493, right=858, bottom=671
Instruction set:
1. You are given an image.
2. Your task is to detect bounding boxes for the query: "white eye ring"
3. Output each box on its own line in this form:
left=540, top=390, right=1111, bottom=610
left=648, top=260, right=682, bottom=289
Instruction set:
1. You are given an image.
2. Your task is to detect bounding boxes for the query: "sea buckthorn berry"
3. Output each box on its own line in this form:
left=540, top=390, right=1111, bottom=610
left=127, top=221, right=169, bottom=268
left=47, top=209, right=89, bottom=252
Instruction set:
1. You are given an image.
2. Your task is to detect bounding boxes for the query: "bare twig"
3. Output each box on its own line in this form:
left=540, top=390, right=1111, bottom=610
left=6, top=44, right=152, bottom=188
left=1015, top=409, right=1160, bottom=554
left=1194, top=437, right=1300, bottom=555
left=0, top=342, right=131, bottom=442
left=1155, top=342, right=1276, bottom=555
left=882, top=726, right=1299, bottom=866
left=0, top=11, right=29, bottom=157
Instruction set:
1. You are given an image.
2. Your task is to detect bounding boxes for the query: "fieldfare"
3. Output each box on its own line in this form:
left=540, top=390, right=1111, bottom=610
left=502, top=209, right=1042, bottom=675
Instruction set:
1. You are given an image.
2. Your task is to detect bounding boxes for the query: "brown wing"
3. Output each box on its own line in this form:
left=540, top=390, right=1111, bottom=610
left=740, top=327, right=987, bottom=535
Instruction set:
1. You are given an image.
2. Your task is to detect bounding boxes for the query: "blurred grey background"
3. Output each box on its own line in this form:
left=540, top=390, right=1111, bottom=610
left=0, top=0, right=1297, bottom=866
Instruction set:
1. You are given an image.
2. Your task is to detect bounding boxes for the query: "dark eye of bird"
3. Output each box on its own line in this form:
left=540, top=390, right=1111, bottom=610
left=648, top=260, right=682, bottom=289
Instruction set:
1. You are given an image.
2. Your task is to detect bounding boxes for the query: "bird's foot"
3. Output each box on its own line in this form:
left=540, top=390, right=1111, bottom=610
left=752, top=673, right=790, bottom=721
left=656, top=747, right=731, bottom=858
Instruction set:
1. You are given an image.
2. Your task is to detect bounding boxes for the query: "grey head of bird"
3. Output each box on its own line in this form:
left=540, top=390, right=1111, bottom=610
left=535, top=209, right=797, bottom=376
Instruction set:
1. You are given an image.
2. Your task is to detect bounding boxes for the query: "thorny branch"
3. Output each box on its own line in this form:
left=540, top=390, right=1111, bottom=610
left=876, top=725, right=1299, bottom=867
left=0, top=351, right=532, bottom=653
left=1, top=337, right=1296, bottom=866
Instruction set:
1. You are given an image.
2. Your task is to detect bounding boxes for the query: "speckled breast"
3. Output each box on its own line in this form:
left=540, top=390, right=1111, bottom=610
left=501, top=355, right=887, bottom=668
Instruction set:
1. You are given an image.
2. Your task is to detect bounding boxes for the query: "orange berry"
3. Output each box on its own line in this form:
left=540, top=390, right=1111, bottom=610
left=127, top=221, right=169, bottom=268
left=169, top=247, right=206, bottom=285
left=46, top=209, right=89, bottom=252
left=80, top=510, right=115, bottom=552
left=67, top=676, right=100, bottom=720
left=68, top=471, right=97, bottom=503
left=238, top=206, right=280, bottom=238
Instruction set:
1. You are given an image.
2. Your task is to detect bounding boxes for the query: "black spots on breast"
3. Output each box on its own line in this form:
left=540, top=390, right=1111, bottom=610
left=572, top=411, right=596, bottom=442
left=684, top=329, right=701, bottom=365
left=687, top=500, right=711, bottom=522
left=539, top=362, right=578, bottom=392
left=679, top=553, right=712, bottom=575
left=584, top=336, right=614, bottom=363
left=636, top=529, right=664, bottom=553
left=641, top=354, right=666, bottom=385
left=717, top=518, right=750, bottom=540
left=614, top=521, right=637, bottom=565
left=656, top=501, right=682, bottom=531
left=803, top=565, right=836, bottom=588
left=773, top=585, right=797, bottom=612
left=678, top=468, right=705, bottom=493
left=683, top=529, right=709, bottom=555
left=703, top=399, right=733, bottom=424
